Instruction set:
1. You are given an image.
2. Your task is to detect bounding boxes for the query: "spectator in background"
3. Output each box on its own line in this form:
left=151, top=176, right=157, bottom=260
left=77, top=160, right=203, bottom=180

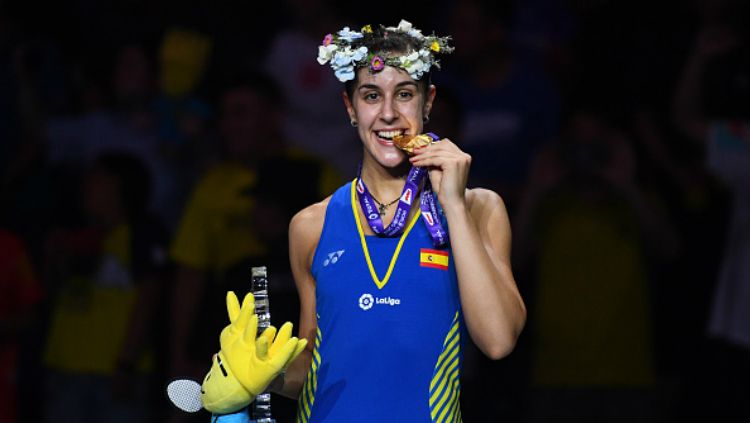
left=514, top=106, right=679, bottom=422
left=262, top=0, right=360, bottom=177
left=152, top=26, right=213, bottom=149
left=435, top=0, right=560, bottom=212
left=0, top=229, right=43, bottom=423
left=672, top=21, right=750, bottom=419
left=168, top=69, right=342, bottom=423
left=151, top=26, right=217, bottom=178
left=42, top=152, right=170, bottom=423
left=45, top=42, right=192, bottom=229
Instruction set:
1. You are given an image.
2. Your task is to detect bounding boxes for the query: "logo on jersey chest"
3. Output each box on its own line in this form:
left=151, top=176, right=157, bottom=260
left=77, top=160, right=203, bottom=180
left=323, top=250, right=345, bottom=267
left=358, top=293, right=401, bottom=311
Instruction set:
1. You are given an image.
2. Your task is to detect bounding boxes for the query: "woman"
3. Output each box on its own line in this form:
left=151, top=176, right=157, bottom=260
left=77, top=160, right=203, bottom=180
left=202, top=20, right=525, bottom=422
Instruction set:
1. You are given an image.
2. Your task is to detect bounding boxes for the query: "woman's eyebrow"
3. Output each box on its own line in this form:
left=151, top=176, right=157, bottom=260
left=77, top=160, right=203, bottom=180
left=395, top=81, right=419, bottom=89
left=358, top=84, right=381, bottom=91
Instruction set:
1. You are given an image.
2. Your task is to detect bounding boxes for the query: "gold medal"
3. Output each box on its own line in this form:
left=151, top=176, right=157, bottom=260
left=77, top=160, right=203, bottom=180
left=393, top=133, right=435, bottom=155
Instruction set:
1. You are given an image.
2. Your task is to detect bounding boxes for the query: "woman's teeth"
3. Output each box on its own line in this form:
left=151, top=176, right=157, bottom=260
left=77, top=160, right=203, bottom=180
left=377, top=130, right=404, bottom=140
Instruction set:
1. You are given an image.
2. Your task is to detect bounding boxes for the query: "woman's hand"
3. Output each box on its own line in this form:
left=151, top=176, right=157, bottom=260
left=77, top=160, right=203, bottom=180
left=409, top=138, right=471, bottom=208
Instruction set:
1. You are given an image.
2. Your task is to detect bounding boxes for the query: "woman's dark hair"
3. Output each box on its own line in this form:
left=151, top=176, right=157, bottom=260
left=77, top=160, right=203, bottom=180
left=92, top=151, right=153, bottom=221
left=344, top=27, right=432, bottom=99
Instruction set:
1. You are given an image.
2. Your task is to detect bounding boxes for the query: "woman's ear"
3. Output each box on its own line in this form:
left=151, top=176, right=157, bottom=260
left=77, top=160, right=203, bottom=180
left=423, top=84, right=437, bottom=118
left=342, top=91, right=357, bottom=124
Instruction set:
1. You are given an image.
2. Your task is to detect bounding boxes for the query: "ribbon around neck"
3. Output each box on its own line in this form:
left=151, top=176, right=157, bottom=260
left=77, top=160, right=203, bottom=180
left=355, top=133, right=448, bottom=247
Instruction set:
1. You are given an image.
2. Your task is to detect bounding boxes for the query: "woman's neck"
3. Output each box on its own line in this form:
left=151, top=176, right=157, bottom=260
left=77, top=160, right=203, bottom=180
left=359, top=159, right=412, bottom=203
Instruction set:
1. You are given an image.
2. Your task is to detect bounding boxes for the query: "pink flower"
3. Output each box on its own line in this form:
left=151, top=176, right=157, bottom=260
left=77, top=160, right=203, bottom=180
left=322, top=34, right=333, bottom=46
left=370, top=55, right=385, bottom=71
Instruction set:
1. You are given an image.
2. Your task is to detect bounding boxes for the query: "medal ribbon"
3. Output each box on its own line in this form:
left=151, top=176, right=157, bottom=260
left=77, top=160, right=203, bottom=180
left=355, top=133, right=448, bottom=247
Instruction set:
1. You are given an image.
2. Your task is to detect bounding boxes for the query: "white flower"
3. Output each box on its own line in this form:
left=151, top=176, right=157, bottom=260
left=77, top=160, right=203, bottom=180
left=332, top=46, right=368, bottom=68
left=352, top=46, right=368, bottom=61
left=387, top=20, right=424, bottom=39
left=329, top=46, right=369, bottom=81
left=406, top=59, right=426, bottom=78
left=317, top=44, right=338, bottom=65
left=331, top=51, right=350, bottom=68
left=419, top=58, right=433, bottom=74
left=399, top=50, right=420, bottom=65
left=335, top=65, right=356, bottom=82
left=398, top=51, right=421, bottom=77
left=337, top=27, right=364, bottom=43
left=396, top=20, right=413, bottom=32
left=396, top=49, right=433, bottom=79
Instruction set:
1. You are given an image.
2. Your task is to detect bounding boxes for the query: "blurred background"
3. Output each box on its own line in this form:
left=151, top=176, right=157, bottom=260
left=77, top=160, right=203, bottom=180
left=1, top=0, right=749, bottom=421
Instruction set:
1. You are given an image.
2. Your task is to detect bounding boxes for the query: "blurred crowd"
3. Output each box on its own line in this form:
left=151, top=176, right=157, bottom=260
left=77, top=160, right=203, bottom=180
left=1, top=0, right=749, bottom=421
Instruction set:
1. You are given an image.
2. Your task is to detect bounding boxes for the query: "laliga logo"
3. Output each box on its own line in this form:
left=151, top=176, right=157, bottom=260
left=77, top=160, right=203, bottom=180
left=422, top=211, right=434, bottom=226
left=357, top=180, right=365, bottom=194
left=401, top=188, right=413, bottom=205
left=359, top=293, right=374, bottom=310
left=358, top=293, right=401, bottom=311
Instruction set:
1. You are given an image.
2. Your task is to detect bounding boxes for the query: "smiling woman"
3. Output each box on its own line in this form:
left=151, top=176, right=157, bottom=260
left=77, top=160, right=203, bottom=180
left=202, top=20, right=527, bottom=423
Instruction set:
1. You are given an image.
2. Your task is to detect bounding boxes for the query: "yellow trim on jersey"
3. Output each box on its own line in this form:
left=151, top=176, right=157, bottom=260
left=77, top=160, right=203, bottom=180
left=297, top=327, right=322, bottom=423
left=350, top=180, right=421, bottom=290
left=429, top=312, right=463, bottom=423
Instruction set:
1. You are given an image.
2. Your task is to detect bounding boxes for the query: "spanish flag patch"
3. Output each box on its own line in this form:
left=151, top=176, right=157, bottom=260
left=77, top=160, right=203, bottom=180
left=420, top=248, right=449, bottom=270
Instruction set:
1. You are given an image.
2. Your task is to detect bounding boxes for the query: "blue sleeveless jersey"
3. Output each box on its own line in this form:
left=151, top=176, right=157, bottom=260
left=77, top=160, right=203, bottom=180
left=296, top=181, right=465, bottom=423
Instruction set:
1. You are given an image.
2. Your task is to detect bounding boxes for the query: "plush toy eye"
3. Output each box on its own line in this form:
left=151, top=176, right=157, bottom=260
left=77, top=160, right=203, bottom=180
left=217, top=355, right=229, bottom=377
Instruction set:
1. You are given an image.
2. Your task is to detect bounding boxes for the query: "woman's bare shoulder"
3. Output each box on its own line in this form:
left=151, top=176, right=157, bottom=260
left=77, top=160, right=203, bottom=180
left=466, top=187, right=506, bottom=213
left=290, top=196, right=332, bottom=249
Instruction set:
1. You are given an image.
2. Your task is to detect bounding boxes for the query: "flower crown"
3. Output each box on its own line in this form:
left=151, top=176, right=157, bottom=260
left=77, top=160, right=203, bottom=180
left=317, top=19, right=454, bottom=83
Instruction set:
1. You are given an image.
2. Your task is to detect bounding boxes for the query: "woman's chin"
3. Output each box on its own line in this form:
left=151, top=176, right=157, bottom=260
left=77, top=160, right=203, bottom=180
left=379, top=150, right=409, bottom=167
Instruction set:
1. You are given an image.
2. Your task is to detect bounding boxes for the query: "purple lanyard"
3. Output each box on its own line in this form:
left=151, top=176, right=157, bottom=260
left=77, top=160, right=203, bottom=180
left=355, top=140, right=448, bottom=247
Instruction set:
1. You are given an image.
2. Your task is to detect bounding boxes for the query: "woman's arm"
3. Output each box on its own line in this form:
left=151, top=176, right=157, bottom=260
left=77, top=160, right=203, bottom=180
left=270, top=200, right=327, bottom=399
left=410, top=141, right=526, bottom=360
left=447, top=189, right=526, bottom=360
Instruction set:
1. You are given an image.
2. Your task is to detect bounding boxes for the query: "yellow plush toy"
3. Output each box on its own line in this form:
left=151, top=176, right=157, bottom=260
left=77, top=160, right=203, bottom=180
left=201, top=292, right=307, bottom=414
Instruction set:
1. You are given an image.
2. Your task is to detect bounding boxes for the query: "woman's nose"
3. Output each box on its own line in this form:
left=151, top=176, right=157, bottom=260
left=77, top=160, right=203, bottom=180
left=380, top=97, right=398, bottom=122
